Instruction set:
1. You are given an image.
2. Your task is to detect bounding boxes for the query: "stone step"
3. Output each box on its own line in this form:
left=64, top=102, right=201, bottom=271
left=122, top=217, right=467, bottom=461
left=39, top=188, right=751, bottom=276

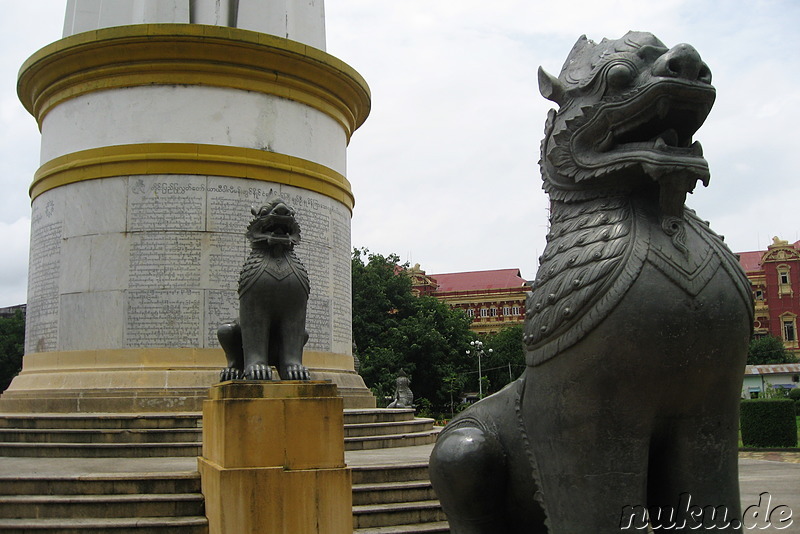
left=0, top=428, right=202, bottom=444
left=353, top=500, right=447, bottom=529
left=0, top=413, right=202, bottom=430
left=345, top=418, right=434, bottom=437
left=354, top=521, right=450, bottom=533
left=0, top=433, right=436, bottom=457
left=0, top=442, right=201, bottom=458
left=0, top=493, right=204, bottom=519
left=0, top=409, right=419, bottom=429
left=344, top=409, right=416, bottom=424
left=0, top=516, right=208, bottom=533
left=345, top=428, right=440, bottom=451
left=0, top=472, right=201, bottom=496
left=352, top=480, right=438, bottom=506
left=351, top=463, right=430, bottom=485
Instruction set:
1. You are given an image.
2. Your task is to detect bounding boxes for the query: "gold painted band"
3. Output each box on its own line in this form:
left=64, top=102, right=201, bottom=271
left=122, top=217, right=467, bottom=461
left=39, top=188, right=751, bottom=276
left=18, top=24, right=370, bottom=138
left=20, top=348, right=356, bottom=373
left=31, top=143, right=355, bottom=210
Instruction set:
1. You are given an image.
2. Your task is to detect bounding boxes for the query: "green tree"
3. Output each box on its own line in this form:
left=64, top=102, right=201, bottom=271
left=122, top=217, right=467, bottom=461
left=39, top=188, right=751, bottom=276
left=481, top=324, right=526, bottom=393
left=0, top=311, right=25, bottom=392
left=352, top=249, right=475, bottom=410
left=747, top=335, right=797, bottom=365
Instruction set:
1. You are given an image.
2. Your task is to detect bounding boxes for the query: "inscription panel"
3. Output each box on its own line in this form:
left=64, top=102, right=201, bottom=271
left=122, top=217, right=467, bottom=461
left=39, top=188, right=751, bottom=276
left=125, top=289, right=202, bottom=348
left=25, top=174, right=351, bottom=355
left=25, top=195, right=63, bottom=354
left=129, top=232, right=202, bottom=289
left=128, top=176, right=206, bottom=231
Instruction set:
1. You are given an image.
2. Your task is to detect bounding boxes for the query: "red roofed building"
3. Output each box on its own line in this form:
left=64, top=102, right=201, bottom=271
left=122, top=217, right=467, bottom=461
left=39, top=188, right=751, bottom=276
left=738, top=237, right=800, bottom=358
left=408, top=265, right=529, bottom=335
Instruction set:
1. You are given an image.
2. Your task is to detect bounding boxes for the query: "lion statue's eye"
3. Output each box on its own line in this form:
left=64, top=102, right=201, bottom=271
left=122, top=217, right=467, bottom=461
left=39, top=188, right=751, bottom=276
left=606, top=63, right=635, bottom=91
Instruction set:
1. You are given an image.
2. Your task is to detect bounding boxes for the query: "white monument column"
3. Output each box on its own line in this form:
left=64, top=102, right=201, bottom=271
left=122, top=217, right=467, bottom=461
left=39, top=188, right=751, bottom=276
left=3, top=0, right=374, bottom=411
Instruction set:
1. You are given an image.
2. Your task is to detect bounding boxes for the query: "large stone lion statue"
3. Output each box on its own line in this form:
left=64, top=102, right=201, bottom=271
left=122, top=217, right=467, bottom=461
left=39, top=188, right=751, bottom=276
left=218, top=198, right=311, bottom=381
left=430, top=31, right=752, bottom=533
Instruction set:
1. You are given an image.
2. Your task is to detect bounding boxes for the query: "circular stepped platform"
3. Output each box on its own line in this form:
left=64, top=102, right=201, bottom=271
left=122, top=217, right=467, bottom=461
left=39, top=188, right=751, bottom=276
left=349, top=452, right=449, bottom=533
left=0, top=409, right=439, bottom=457
left=0, top=445, right=451, bottom=533
left=0, top=463, right=207, bottom=533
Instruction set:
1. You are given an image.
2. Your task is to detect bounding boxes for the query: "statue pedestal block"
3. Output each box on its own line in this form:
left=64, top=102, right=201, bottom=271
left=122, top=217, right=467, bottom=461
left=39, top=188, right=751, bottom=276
left=198, top=381, right=351, bottom=534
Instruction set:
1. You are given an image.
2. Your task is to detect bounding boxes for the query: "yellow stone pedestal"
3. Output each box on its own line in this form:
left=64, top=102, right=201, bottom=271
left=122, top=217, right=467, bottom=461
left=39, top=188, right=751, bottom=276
left=198, top=381, right=352, bottom=534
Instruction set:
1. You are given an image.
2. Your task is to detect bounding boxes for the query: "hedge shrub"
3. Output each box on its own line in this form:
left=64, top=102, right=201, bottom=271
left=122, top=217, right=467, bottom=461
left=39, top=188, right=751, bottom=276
left=740, top=399, right=797, bottom=448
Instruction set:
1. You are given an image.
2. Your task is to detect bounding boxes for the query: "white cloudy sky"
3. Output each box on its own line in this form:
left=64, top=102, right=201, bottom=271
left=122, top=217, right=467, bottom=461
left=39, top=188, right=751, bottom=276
left=1, top=1, right=798, bottom=307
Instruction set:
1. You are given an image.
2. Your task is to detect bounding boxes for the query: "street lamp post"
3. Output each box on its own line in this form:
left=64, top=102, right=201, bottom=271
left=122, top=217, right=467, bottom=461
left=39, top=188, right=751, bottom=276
left=467, top=340, right=492, bottom=398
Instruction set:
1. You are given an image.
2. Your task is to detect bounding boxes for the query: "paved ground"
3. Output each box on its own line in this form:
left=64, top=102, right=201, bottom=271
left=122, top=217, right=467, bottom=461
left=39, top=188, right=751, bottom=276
left=1, top=448, right=797, bottom=531
left=738, top=452, right=800, bottom=532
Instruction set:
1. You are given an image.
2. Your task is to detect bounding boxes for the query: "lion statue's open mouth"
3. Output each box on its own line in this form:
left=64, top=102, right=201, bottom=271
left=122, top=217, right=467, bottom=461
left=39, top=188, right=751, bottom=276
left=246, top=200, right=302, bottom=247
left=540, top=32, right=716, bottom=195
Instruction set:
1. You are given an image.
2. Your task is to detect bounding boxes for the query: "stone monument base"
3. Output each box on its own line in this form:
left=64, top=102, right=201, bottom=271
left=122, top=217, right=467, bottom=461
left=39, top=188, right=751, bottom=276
left=198, top=380, right=352, bottom=534
left=0, top=348, right=376, bottom=412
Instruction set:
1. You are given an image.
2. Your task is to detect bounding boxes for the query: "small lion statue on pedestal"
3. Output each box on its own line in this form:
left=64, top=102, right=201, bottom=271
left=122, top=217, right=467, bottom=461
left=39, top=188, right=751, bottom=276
left=218, top=198, right=311, bottom=381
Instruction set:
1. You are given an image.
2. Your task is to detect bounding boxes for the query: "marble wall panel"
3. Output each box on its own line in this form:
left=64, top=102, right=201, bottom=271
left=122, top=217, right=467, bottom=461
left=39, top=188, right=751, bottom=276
left=62, top=178, right=127, bottom=238
left=59, top=236, right=92, bottom=294
left=59, top=290, right=125, bottom=350
left=89, top=232, right=130, bottom=292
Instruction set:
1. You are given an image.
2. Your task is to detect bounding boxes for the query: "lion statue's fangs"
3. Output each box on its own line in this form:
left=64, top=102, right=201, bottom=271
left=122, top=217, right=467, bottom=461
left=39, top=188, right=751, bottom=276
left=218, top=198, right=311, bottom=382
left=429, top=31, right=752, bottom=533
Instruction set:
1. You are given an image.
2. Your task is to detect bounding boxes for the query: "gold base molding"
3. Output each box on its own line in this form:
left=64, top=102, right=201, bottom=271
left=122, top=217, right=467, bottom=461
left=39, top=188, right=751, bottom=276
left=30, top=143, right=354, bottom=209
left=19, top=24, right=370, bottom=139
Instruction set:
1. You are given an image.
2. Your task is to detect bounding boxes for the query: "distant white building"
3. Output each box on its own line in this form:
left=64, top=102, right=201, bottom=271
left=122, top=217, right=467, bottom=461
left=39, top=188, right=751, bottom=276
left=743, top=364, right=800, bottom=398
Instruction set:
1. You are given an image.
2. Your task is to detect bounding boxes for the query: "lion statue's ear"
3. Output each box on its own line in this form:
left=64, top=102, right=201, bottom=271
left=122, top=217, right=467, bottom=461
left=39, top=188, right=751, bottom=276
left=538, top=66, right=566, bottom=107
left=251, top=205, right=259, bottom=216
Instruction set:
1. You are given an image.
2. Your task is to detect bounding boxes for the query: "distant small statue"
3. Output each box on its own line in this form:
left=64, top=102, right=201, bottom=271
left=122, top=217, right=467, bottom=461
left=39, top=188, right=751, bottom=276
left=218, top=199, right=311, bottom=381
left=352, top=341, right=362, bottom=374
left=387, top=369, right=413, bottom=408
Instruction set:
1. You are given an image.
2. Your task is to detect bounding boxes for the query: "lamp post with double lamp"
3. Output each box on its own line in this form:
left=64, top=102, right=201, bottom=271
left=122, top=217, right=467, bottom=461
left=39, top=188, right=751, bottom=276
left=466, top=340, right=492, bottom=399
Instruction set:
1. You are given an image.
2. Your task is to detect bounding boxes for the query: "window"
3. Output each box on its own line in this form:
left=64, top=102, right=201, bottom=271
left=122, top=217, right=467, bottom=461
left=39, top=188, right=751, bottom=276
left=754, top=290, right=764, bottom=300
left=502, top=306, right=511, bottom=315
left=784, top=320, right=796, bottom=342
left=480, top=308, right=488, bottom=317
left=466, top=309, right=475, bottom=318
left=777, top=265, right=792, bottom=296
left=511, top=306, right=521, bottom=316
left=489, top=308, right=498, bottom=317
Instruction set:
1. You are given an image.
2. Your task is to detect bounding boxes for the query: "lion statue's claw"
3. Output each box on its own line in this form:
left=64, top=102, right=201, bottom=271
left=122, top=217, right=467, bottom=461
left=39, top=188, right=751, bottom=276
left=219, top=367, right=242, bottom=381
left=282, top=363, right=310, bottom=381
left=244, top=363, right=273, bottom=381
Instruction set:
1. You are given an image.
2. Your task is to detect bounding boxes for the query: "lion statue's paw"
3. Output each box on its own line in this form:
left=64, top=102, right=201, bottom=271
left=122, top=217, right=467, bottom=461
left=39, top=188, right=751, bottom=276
left=281, top=363, right=311, bottom=381
left=244, top=363, right=273, bottom=381
left=219, top=367, right=242, bottom=381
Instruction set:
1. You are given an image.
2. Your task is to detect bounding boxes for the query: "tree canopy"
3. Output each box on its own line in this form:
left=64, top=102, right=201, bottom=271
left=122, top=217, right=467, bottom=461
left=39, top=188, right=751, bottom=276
left=0, top=310, right=25, bottom=392
left=352, top=249, right=475, bottom=410
left=480, top=324, right=526, bottom=392
left=747, top=335, right=797, bottom=366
